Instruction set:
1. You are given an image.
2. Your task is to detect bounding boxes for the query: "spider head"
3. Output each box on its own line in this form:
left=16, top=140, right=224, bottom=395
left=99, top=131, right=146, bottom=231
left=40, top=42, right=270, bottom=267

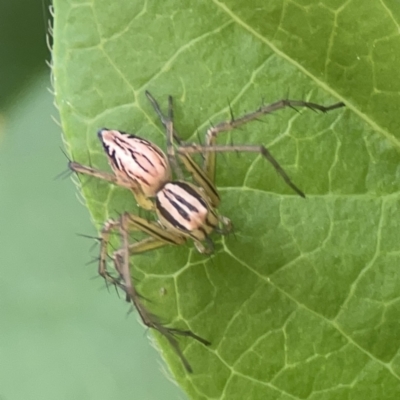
left=97, top=128, right=172, bottom=197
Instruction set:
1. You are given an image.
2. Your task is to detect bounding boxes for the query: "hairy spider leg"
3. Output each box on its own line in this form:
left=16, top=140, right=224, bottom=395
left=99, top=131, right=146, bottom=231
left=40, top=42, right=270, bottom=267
left=180, top=98, right=345, bottom=198
left=145, top=91, right=223, bottom=210
left=97, top=213, right=210, bottom=373
left=69, top=161, right=154, bottom=211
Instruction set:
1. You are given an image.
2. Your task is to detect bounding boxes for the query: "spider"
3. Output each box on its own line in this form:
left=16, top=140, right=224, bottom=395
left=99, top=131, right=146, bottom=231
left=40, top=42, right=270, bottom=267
left=69, top=91, right=345, bottom=372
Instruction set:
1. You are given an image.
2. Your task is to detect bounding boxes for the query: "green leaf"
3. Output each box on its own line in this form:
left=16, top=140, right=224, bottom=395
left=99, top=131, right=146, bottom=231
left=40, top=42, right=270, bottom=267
left=53, top=1, right=400, bottom=399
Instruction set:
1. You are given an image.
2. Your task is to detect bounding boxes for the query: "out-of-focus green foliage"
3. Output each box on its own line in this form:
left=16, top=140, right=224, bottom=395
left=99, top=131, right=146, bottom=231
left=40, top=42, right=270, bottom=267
left=0, top=74, right=185, bottom=400
left=0, top=1, right=185, bottom=399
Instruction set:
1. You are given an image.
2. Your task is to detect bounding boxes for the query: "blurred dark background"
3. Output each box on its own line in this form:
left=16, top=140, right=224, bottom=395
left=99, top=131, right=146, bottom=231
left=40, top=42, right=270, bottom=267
left=0, top=1, right=184, bottom=399
left=0, top=1, right=49, bottom=110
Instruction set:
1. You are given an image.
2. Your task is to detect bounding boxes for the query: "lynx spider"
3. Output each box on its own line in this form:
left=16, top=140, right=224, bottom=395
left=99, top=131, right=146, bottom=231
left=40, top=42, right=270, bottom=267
left=69, top=91, right=344, bottom=372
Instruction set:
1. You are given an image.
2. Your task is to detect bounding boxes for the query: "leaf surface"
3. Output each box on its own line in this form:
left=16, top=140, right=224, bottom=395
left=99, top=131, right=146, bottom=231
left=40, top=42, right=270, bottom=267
left=53, top=1, right=400, bottom=398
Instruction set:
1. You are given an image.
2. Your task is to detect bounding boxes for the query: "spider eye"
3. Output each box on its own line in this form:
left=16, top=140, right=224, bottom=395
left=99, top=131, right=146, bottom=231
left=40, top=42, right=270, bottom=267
left=97, top=128, right=108, bottom=139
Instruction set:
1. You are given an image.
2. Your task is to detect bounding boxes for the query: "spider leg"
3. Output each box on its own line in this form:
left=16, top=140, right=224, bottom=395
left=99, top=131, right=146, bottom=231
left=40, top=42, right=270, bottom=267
left=179, top=143, right=306, bottom=198
left=98, top=213, right=185, bottom=290
left=69, top=162, right=124, bottom=187
left=69, top=161, right=154, bottom=210
left=145, top=91, right=184, bottom=180
left=145, top=91, right=183, bottom=145
left=199, top=98, right=345, bottom=196
left=145, top=91, right=226, bottom=208
left=98, top=218, right=123, bottom=289
left=178, top=152, right=221, bottom=207
left=98, top=213, right=209, bottom=372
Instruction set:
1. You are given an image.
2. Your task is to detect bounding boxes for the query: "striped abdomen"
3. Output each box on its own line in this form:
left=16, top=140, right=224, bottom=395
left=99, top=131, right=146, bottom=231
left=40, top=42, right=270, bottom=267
left=156, top=181, right=218, bottom=241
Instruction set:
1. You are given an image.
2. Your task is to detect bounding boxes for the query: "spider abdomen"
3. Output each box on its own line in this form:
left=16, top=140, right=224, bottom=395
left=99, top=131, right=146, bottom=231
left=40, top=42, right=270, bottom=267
left=156, top=181, right=218, bottom=241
